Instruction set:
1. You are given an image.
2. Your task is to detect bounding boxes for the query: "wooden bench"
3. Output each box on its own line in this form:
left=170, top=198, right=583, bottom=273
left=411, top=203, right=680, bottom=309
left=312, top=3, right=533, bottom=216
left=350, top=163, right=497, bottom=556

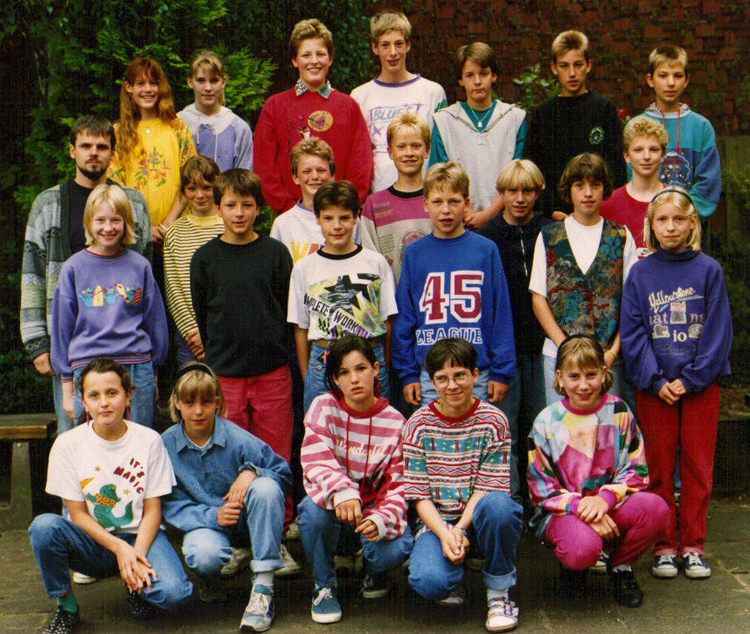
left=0, top=413, right=55, bottom=530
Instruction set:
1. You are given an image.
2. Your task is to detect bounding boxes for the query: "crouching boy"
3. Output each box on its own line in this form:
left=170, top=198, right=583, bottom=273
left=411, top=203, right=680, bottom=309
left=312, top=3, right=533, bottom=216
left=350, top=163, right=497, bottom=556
left=161, top=363, right=292, bottom=632
left=298, top=335, right=413, bottom=624
left=402, top=338, right=522, bottom=632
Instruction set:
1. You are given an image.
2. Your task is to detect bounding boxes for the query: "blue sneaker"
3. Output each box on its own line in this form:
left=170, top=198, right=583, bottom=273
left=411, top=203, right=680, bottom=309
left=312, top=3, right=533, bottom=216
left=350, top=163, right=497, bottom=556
left=651, top=554, right=678, bottom=579
left=682, top=552, right=711, bottom=579
left=240, top=583, right=274, bottom=632
left=311, top=585, right=342, bottom=623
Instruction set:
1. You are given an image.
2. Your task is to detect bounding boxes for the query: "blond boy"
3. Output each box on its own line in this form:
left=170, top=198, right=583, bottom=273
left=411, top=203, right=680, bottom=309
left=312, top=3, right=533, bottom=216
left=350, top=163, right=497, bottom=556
left=351, top=10, right=446, bottom=192
left=523, top=30, right=627, bottom=218
left=638, top=45, right=720, bottom=220
left=601, top=118, right=668, bottom=255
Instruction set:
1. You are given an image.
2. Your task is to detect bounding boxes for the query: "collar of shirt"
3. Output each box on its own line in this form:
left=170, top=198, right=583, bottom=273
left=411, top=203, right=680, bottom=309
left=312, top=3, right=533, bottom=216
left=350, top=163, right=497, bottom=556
left=295, top=78, right=332, bottom=98
left=175, top=418, right=228, bottom=453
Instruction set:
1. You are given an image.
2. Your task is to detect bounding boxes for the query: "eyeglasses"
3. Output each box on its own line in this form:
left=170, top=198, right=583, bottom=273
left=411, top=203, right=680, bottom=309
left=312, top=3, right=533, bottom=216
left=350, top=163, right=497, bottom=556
left=432, top=371, right=473, bottom=388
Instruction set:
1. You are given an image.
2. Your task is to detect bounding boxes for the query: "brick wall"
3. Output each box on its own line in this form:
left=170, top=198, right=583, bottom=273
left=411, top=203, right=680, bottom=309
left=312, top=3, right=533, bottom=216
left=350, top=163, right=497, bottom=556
left=381, top=0, right=750, bottom=134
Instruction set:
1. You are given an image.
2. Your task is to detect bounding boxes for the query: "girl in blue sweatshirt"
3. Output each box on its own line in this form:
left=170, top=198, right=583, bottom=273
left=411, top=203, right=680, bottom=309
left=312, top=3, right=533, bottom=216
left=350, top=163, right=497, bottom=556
left=621, top=188, right=732, bottom=581
left=51, top=184, right=168, bottom=427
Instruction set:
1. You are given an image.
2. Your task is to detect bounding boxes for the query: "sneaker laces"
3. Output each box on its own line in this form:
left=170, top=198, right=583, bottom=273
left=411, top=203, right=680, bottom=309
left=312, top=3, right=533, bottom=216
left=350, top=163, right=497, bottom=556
left=313, top=587, right=335, bottom=606
left=684, top=552, right=704, bottom=567
left=488, top=595, right=519, bottom=618
left=246, top=586, right=271, bottom=615
left=655, top=554, right=675, bottom=566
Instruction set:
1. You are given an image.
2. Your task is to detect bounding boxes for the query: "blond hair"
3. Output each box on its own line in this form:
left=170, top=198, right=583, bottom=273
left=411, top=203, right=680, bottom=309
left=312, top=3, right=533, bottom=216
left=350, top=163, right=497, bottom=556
left=424, top=161, right=470, bottom=200
left=188, top=50, right=226, bottom=106
left=644, top=187, right=701, bottom=252
left=553, top=335, right=614, bottom=396
left=623, top=118, right=669, bottom=152
left=495, top=159, right=545, bottom=193
left=289, top=19, right=333, bottom=59
left=648, top=44, right=689, bottom=75
left=387, top=111, right=430, bottom=147
left=83, top=184, right=136, bottom=247
left=370, top=9, right=411, bottom=43
left=170, top=364, right=227, bottom=423
left=290, top=137, right=337, bottom=176
left=551, top=30, right=590, bottom=62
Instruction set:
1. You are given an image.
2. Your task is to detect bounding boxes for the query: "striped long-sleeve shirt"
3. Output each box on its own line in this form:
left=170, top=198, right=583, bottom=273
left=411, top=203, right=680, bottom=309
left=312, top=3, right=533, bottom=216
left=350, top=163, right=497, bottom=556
left=527, top=393, right=649, bottom=539
left=163, top=214, right=224, bottom=339
left=401, top=398, right=511, bottom=529
left=301, top=392, right=407, bottom=541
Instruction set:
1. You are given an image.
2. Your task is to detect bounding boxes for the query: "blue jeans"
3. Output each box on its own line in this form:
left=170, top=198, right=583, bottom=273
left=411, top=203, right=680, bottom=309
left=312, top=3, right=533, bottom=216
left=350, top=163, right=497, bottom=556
left=542, top=353, right=624, bottom=407
left=418, top=366, right=491, bottom=407
left=496, top=354, right=546, bottom=504
left=297, top=496, right=413, bottom=589
left=28, top=514, right=192, bottom=609
left=73, top=359, right=156, bottom=427
left=181, top=477, right=285, bottom=577
left=52, top=374, right=74, bottom=436
left=304, top=340, right=389, bottom=414
left=408, top=491, right=522, bottom=600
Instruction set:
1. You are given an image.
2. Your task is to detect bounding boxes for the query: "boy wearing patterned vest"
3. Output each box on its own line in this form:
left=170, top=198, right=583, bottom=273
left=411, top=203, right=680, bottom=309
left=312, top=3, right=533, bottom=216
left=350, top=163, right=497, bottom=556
left=529, top=153, right=637, bottom=406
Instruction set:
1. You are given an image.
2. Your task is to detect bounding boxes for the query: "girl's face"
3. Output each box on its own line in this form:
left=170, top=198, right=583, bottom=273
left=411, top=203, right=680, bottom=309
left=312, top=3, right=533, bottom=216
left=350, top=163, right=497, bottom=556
left=82, top=371, right=131, bottom=436
left=651, top=202, right=696, bottom=253
left=292, top=38, right=332, bottom=89
left=89, top=202, right=125, bottom=255
left=184, top=176, right=216, bottom=216
left=570, top=177, right=604, bottom=224
left=188, top=69, right=226, bottom=114
left=333, top=350, right=379, bottom=412
left=125, top=73, right=160, bottom=115
left=174, top=392, right=218, bottom=438
left=556, top=362, right=606, bottom=411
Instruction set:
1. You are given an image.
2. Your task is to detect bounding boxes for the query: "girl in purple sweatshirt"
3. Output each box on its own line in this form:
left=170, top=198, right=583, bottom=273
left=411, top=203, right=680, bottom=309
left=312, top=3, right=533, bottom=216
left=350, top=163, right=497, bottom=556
left=621, top=188, right=732, bottom=581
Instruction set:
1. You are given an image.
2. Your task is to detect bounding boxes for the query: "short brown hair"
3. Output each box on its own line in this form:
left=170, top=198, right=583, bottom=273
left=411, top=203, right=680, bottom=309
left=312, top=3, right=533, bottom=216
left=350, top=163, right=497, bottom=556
left=648, top=44, right=689, bottom=76
left=622, top=118, right=669, bottom=152
left=455, top=42, right=497, bottom=79
left=83, top=184, right=136, bottom=247
left=289, top=19, right=333, bottom=59
left=425, top=338, right=478, bottom=378
left=553, top=335, right=614, bottom=395
left=424, top=161, right=469, bottom=200
left=180, top=155, right=221, bottom=193
left=370, top=10, right=411, bottom=44
left=558, top=153, right=613, bottom=203
left=387, top=111, right=430, bottom=148
left=290, top=137, right=336, bottom=176
left=69, top=114, right=116, bottom=149
left=313, top=180, right=360, bottom=217
left=213, top=169, right=263, bottom=207
left=551, top=30, right=590, bottom=62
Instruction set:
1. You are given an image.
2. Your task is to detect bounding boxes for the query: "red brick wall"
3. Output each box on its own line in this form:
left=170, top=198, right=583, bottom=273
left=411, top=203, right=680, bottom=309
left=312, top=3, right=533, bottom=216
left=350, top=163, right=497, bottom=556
left=381, top=0, right=750, bottom=134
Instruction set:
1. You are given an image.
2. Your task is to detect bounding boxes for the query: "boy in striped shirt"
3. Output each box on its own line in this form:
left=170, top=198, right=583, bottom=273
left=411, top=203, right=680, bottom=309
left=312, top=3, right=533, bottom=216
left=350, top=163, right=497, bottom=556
left=402, top=338, right=522, bottom=632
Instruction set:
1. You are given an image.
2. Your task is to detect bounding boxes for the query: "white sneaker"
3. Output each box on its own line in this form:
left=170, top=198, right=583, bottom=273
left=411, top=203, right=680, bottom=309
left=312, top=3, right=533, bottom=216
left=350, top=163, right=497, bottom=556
left=438, top=587, right=465, bottom=606
left=284, top=517, right=300, bottom=541
left=682, top=552, right=711, bottom=579
left=275, top=543, right=302, bottom=577
left=590, top=551, right=609, bottom=574
left=72, top=571, right=97, bottom=585
left=486, top=595, right=519, bottom=632
left=221, top=547, right=253, bottom=578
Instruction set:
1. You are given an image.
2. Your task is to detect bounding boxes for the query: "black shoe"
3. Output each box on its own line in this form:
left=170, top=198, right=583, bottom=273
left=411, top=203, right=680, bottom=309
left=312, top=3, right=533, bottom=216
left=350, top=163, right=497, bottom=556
left=43, top=607, right=80, bottom=634
left=127, top=590, right=157, bottom=620
left=610, top=568, right=644, bottom=608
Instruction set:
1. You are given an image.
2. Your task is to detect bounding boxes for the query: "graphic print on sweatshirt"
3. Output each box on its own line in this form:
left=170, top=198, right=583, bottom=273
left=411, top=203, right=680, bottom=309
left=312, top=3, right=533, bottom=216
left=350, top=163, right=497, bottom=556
left=79, top=283, right=143, bottom=307
left=648, top=285, right=705, bottom=350
left=303, top=273, right=386, bottom=338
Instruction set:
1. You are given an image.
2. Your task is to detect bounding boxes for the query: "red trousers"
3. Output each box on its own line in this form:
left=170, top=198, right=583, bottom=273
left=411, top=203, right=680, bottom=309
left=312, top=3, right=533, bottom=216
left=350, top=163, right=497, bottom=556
left=635, top=382, right=719, bottom=556
left=219, top=365, right=295, bottom=526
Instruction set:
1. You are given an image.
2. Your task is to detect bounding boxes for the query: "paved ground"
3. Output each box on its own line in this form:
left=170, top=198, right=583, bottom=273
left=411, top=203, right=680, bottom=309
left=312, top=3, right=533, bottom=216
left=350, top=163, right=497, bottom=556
left=2, top=496, right=750, bottom=633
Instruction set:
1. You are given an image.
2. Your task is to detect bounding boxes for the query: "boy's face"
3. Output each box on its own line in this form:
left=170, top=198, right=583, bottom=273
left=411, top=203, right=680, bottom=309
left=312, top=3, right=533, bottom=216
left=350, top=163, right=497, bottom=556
left=501, top=187, right=540, bottom=226
left=218, top=190, right=258, bottom=243
left=70, top=132, right=112, bottom=182
left=184, top=175, right=216, bottom=215
left=570, top=177, right=604, bottom=222
left=647, top=62, right=689, bottom=111
left=293, top=155, right=333, bottom=203
left=431, top=361, right=479, bottom=417
left=551, top=50, right=591, bottom=97
left=625, top=135, right=665, bottom=180
left=317, top=205, right=358, bottom=253
left=458, top=59, right=496, bottom=109
left=372, top=30, right=410, bottom=78
left=187, top=69, right=226, bottom=112
left=425, top=186, right=470, bottom=239
left=292, top=38, right=332, bottom=90
left=387, top=129, right=427, bottom=179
